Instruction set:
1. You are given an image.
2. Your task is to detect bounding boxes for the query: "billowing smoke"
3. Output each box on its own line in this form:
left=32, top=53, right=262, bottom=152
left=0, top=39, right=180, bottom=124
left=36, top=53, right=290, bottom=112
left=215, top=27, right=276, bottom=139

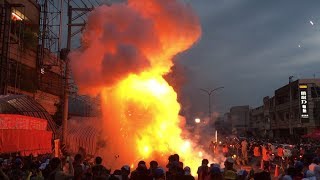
left=70, top=0, right=211, bottom=174
left=70, top=3, right=159, bottom=94
left=70, top=0, right=200, bottom=94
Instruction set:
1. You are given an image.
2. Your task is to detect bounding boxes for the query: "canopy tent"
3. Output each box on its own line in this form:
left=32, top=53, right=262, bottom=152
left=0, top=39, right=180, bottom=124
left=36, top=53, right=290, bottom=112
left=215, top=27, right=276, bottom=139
left=0, top=129, right=52, bottom=155
left=66, top=125, right=98, bottom=156
left=0, top=114, right=53, bottom=155
left=0, top=95, right=55, bottom=155
left=0, top=95, right=57, bottom=133
left=0, top=95, right=102, bottom=156
left=62, top=117, right=101, bottom=156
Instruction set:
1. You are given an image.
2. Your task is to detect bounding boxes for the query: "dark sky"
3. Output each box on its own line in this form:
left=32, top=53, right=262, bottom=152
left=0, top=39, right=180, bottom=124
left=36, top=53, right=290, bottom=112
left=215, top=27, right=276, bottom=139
left=178, top=0, right=320, bottom=117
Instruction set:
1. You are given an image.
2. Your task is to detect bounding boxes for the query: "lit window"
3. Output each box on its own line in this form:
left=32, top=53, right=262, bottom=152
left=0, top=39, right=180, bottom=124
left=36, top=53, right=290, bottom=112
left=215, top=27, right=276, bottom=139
left=11, top=9, right=27, bottom=21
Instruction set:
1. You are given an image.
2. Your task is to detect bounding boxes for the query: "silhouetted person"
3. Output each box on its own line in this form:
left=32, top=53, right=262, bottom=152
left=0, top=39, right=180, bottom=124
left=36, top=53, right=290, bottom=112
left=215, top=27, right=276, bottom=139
left=47, top=157, right=74, bottom=180
left=73, top=154, right=84, bottom=180
left=182, top=166, right=195, bottom=180
left=148, top=160, right=158, bottom=178
left=223, top=157, right=237, bottom=180
left=121, top=165, right=130, bottom=180
left=197, top=159, right=209, bottom=180
left=92, top=156, right=109, bottom=179
left=130, top=161, right=149, bottom=180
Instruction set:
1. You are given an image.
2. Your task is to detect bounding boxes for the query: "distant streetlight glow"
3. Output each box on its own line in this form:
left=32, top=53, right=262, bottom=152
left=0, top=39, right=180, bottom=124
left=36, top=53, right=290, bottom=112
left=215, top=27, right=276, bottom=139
left=195, top=118, right=201, bottom=124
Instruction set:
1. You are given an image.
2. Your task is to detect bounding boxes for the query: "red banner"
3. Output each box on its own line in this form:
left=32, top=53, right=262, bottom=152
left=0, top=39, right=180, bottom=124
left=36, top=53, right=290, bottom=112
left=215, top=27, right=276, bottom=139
left=0, top=129, right=52, bottom=155
left=0, top=114, right=47, bottom=130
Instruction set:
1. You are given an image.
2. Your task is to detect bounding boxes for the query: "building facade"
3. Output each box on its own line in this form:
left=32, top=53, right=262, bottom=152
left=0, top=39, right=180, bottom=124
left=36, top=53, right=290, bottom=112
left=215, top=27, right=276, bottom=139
left=272, top=79, right=320, bottom=137
left=229, top=105, right=250, bottom=135
left=0, top=0, right=64, bottom=116
left=214, top=115, right=232, bottom=136
left=250, top=96, right=272, bottom=138
left=250, top=79, right=320, bottom=138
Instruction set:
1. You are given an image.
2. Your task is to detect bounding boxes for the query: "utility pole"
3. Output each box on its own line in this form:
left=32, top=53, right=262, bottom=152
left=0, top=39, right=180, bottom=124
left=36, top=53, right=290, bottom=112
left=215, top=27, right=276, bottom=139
left=61, top=1, right=95, bottom=144
left=62, top=3, right=72, bottom=144
left=200, top=87, right=224, bottom=120
left=289, top=76, right=294, bottom=135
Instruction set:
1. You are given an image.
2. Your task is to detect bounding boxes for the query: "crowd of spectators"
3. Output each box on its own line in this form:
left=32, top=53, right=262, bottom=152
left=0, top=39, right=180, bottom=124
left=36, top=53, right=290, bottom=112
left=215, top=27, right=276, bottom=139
left=0, top=137, right=320, bottom=179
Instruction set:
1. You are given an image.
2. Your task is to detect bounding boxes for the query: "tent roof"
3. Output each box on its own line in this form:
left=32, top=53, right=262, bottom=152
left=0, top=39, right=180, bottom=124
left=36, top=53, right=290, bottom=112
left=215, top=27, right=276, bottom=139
left=63, top=117, right=101, bottom=155
left=0, top=95, right=57, bottom=132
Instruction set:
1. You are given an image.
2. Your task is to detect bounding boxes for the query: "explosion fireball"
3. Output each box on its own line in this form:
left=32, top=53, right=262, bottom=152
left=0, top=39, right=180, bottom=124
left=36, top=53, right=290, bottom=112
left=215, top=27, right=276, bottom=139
left=70, top=0, right=211, bottom=174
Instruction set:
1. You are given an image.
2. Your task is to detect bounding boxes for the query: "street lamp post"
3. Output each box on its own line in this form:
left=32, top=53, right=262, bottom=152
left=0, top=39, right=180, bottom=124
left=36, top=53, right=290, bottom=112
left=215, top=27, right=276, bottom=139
left=313, top=72, right=320, bottom=79
left=289, top=76, right=294, bottom=136
left=200, top=87, right=224, bottom=120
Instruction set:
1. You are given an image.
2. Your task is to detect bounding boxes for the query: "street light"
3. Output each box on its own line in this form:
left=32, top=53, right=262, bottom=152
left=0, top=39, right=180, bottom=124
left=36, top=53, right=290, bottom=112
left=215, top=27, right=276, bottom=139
left=313, top=72, right=320, bottom=79
left=195, top=118, right=201, bottom=124
left=289, top=76, right=295, bottom=136
left=200, top=86, right=224, bottom=120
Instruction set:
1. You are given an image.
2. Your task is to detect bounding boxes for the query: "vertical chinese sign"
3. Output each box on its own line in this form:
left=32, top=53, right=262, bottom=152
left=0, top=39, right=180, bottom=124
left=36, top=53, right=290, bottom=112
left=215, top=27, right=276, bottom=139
left=299, top=84, right=309, bottom=122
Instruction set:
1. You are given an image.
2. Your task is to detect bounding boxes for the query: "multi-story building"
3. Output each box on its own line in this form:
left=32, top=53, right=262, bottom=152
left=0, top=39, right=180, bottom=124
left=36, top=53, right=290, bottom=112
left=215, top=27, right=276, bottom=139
left=272, top=79, right=320, bottom=137
left=250, top=105, right=265, bottom=135
left=250, top=96, right=272, bottom=138
left=214, top=115, right=232, bottom=136
left=0, top=0, right=63, bottom=116
left=250, top=79, right=320, bottom=138
left=229, top=105, right=250, bottom=135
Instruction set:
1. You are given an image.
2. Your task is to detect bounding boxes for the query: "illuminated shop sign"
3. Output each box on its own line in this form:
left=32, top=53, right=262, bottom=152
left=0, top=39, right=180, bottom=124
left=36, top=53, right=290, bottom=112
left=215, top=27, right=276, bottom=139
left=300, top=85, right=309, bottom=119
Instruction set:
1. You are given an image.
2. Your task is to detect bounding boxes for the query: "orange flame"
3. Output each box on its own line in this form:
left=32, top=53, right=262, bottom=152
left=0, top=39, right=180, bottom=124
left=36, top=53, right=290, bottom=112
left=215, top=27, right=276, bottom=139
left=70, top=0, right=210, bottom=175
left=101, top=73, right=211, bottom=174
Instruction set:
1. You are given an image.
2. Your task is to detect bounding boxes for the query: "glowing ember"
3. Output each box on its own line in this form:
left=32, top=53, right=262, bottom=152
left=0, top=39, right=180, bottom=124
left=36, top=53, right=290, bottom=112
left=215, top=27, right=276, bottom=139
left=70, top=0, right=210, bottom=175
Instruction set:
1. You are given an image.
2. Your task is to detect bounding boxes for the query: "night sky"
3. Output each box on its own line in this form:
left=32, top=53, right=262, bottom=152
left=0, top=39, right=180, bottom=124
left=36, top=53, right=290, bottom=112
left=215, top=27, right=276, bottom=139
left=179, top=0, right=320, bottom=117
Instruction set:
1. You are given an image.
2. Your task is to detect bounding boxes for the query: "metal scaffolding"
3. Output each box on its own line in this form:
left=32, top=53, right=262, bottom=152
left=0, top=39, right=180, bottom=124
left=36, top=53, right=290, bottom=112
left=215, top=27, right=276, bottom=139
left=37, top=0, right=63, bottom=67
left=0, top=1, right=11, bottom=95
left=35, top=0, right=64, bottom=106
left=61, top=0, right=102, bottom=144
left=0, top=1, right=26, bottom=95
